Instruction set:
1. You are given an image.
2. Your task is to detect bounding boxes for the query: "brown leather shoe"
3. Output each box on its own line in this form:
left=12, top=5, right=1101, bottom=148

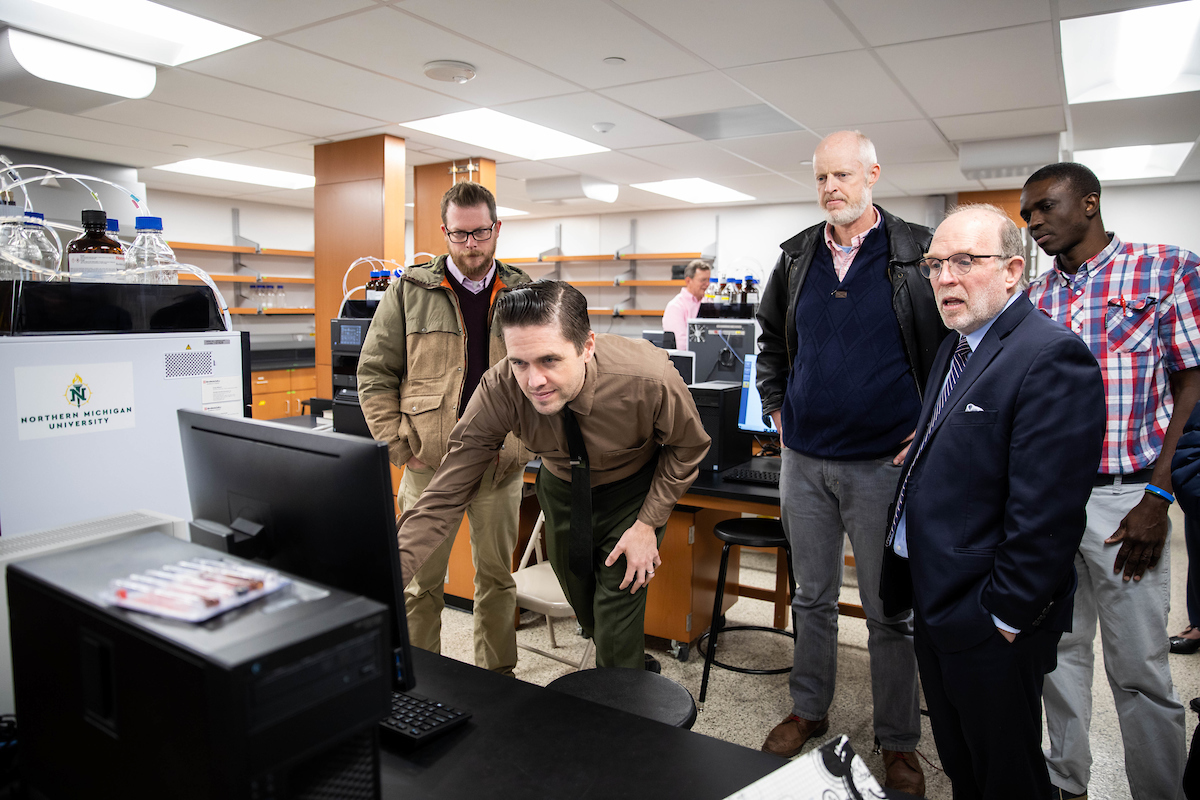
left=761, top=714, right=830, bottom=758
left=882, top=749, right=926, bottom=797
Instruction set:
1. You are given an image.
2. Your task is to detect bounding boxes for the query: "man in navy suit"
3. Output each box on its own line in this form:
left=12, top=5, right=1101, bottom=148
left=879, top=204, right=1105, bottom=799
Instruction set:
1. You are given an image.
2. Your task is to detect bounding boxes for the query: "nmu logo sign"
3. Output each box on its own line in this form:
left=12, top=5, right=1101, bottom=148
left=64, top=374, right=90, bottom=408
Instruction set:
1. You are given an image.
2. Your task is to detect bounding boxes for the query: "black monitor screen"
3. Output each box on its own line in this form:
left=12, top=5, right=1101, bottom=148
left=177, top=409, right=415, bottom=689
left=738, top=354, right=778, bottom=435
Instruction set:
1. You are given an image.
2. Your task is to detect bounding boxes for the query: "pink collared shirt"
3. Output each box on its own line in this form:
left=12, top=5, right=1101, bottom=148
left=661, top=286, right=701, bottom=350
left=823, top=206, right=881, bottom=281
left=446, top=256, right=496, bottom=294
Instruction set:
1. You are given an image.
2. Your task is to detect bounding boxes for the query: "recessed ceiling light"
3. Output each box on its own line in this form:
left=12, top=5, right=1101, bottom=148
left=0, top=0, right=260, bottom=66
left=0, top=28, right=155, bottom=100
left=1073, top=142, right=1195, bottom=181
left=1061, top=0, right=1200, bottom=103
left=423, top=60, right=476, bottom=84
left=153, top=159, right=315, bottom=190
left=496, top=206, right=528, bottom=217
left=398, top=109, right=609, bottom=161
left=630, top=178, right=754, bottom=204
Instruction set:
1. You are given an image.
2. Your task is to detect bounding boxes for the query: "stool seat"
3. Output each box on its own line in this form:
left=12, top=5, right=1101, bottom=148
left=547, top=668, right=698, bottom=729
left=712, top=517, right=788, bottom=549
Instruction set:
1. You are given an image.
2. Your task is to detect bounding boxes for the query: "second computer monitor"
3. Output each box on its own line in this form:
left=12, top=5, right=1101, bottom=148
left=738, top=354, right=778, bottom=435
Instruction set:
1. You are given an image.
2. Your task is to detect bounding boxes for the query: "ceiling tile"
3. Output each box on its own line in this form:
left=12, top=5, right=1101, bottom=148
left=728, top=51, right=921, bottom=128
left=877, top=23, right=1062, bottom=117
left=935, top=106, right=1066, bottom=142
left=138, top=173, right=245, bottom=198
left=541, top=151, right=678, bottom=184
left=835, top=0, right=1050, bottom=46
left=717, top=131, right=825, bottom=173
left=599, top=73, right=762, bottom=119
left=229, top=188, right=315, bottom=208
left=154, top=0, right=377, bottom=37
left=404, top=149, right=460, bottom=167
left=623, top=141, right=768, bottom=178
left=184, top=41, right=471, bottom=122
left=876, top=160, right=983, bottom=194
left=815, top=119, right=958, bottom=164
left=197, top=149, right=315, bottom=175
left=716, top=173, right=809, bottom=200
left=0, top=126, right=158, bottom=169
left=1, top=110, right=246, bottom=163
left=153, top=69, right=385, bottom=138
left=263, top=142, right=318, bottom=161
left=613, top=0, right=860, bottom=68
left=82, top=101, right=308, bottom=150
left=1058, top=0, right=1177, bottom=18
left=400, top=0, right=708, bottom=89
left=496, top=93, right=696, bottom=150
left=1070, top=93, right=1200, bottom=150
left=0, top=102, right=27, bottom=117
left=279, top=6, right=578, bottom=106
left=495, top=162, right=577, bottom=180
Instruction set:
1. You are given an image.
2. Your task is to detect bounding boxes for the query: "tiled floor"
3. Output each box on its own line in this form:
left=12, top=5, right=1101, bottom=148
left=433, top=504, right=1199, bottom=799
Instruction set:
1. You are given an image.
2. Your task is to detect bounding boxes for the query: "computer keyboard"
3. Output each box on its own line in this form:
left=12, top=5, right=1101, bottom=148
left=380, top=689, right=471, bottom=743
left=723, top=467, right=781, bottom=487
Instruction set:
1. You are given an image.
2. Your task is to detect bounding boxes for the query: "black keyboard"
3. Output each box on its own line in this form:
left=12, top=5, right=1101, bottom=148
left=381, top=689, right=471, bottom=743
left=723, top=467, right=781, bottom=487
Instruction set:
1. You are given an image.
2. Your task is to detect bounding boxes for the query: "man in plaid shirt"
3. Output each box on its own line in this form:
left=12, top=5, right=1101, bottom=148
left=1021, top=162, right=1200, bottom=800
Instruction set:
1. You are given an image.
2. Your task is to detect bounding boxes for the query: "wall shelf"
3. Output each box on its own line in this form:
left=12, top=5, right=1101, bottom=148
left=169, top=241, right=315, bottom=258
left=506, top=252, right=700, bottom=265
left=229, top=307, right=315, bottom=316
left=181, top=274, right=314, bottom=285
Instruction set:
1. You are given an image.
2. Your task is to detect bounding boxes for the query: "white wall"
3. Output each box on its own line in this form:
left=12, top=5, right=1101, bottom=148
left=1095, top=181, right=1200, bottom=254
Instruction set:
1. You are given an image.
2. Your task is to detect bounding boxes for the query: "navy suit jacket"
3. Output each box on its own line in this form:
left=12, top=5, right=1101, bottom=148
left=879, top=294, right=1105, bottom=653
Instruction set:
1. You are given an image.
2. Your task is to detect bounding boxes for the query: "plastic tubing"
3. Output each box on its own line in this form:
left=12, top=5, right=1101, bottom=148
left=0, top=170, right=150, bottom=216
left=337, top=285, right=367, bottom=319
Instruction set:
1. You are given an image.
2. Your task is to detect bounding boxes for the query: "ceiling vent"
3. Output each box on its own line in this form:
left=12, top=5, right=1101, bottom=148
left=526, top=175, right=618, bottom=204
left=958, top=134, right=1063, bottom=180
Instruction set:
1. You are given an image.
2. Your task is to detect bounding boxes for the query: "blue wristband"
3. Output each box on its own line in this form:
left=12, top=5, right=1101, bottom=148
left=1145, top=484, right=1175, bottom=504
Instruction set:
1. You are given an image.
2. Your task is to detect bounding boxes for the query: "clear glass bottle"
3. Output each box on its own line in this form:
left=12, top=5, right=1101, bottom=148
left=21, top=212, right=60, bottom=280
left=125, top=216, right=176, bottom=285
left=67, top=210, right=124, bottom=283
left=0, top=206, right=25, bottom=281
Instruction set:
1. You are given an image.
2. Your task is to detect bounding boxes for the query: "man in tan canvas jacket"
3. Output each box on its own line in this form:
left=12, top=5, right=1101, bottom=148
left=357, top=181, right=531, bottom=675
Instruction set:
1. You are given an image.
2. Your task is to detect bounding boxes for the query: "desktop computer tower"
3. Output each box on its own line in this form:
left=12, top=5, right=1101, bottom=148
left=689, top=381, right=751, bottom=472
left=9, top=532, right=391, bottom=800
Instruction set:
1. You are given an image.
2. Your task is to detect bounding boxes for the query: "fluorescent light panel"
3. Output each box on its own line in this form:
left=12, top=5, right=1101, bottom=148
left=4, top=28, right=154, bottom=98
left=1061, top=1, right=1200, bottom=103
left=399, top=109, right=609, bottom=161
left=1074, top=142, right=1195, bottom=181
left=0, top=0, right=259, bottom=65
left=154, top=159, right=315, bottom=190
left=495, top=206, right=528, bottom=217
left=631, top=178, right=754, bottom=204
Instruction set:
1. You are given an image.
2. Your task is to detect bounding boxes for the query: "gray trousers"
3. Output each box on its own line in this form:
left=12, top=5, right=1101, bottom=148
left=779, top=448, right=922, bottom=751
left=1043, top=483, right=1186, bottom=799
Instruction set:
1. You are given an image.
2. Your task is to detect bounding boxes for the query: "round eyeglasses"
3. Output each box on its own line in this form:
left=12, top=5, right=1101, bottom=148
left=445, top=223, right=496, bottom=244
left=919, top=253, right=1003, bottom=279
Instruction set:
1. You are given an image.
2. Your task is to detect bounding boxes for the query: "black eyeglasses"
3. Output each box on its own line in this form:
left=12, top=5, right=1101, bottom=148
left=445, top=223, right=496, bottom=244
left=918, top=253, right=1003, bottom=279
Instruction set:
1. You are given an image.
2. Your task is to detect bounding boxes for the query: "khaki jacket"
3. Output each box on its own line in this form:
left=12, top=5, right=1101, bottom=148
left=357, top=255, right=533, bottom=486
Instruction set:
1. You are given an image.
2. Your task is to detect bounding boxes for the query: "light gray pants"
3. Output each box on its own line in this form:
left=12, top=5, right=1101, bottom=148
left=1043, top=483, right=1186, bottom=799
left=779, top=448, right=922, bottom=751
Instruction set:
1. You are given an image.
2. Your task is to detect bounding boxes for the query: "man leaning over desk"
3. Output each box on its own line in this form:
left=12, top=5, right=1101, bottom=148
left=395, top=280, right=710, bottom=670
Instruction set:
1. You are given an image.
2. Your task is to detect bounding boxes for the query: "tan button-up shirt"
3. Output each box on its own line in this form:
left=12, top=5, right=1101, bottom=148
left=396, top=334, right=711, bottom=585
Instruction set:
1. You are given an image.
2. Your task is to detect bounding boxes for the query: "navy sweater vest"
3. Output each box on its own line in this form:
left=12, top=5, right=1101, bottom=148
left=781, top=226, right=922, bottom=459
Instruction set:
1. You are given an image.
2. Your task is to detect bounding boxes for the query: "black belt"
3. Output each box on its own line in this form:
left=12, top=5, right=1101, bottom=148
left=1094, top=467, right=1155, bottom=486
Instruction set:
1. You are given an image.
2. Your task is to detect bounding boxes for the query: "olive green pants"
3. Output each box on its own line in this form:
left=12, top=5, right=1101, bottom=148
left=535, top=458, right=664, bottom=669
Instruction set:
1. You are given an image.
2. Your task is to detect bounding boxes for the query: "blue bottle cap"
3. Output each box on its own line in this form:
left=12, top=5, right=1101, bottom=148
left=134, top=216, right=163, bottom=231
left=105, top=217, right=119, bottom=233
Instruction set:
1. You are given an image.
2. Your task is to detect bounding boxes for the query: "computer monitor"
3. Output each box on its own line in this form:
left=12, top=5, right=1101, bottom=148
left=666, top=349, right=695, bottom=385
left=642, top=329, right=676, bottom=349
left=738, top=354, right=778, bottom=435
left=176, top=409, right=416, bottom=690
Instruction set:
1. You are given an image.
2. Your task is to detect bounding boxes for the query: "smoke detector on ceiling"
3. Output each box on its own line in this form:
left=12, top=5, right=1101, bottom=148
left=423, top=60, right=476, bottom=84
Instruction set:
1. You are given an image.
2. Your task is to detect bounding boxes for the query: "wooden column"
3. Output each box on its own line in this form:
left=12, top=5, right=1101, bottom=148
left=412, top=159, right=496, bottom=261
left=313, top=134, right=407, bottom=399
left=958, top=189, right=1025, bottom=227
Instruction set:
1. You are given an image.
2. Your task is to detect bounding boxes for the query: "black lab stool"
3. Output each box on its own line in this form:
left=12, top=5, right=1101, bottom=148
left=547, top=668, right=698, bottom=729
left=697, top=517, right=797, bottom=704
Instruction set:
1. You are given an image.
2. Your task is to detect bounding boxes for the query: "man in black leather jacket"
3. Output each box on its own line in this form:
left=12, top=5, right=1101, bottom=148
left=755, top=130, right=949, bottom=796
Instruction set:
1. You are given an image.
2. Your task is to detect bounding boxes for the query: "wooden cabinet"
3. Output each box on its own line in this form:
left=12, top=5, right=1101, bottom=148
left=250, top=367, right=317, bottom=419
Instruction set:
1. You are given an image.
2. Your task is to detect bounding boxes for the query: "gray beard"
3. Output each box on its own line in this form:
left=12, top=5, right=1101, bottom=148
left=823, top=193, right=872, bottom=228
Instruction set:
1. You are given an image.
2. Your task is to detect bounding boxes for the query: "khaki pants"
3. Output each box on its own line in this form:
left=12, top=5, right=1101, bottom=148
left=400, top=460, right=522, bottom=675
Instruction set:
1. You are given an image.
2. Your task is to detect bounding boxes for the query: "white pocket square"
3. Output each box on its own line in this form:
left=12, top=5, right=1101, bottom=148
left=964, top=403, right=985, bottom=412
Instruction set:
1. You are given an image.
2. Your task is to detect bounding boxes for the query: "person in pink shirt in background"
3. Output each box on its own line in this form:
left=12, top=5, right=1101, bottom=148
left=661, top=259, right=711, bottom=350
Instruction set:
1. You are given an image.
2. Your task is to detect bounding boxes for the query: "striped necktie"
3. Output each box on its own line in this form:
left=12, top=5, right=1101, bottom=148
left=887, top=335, right=972, bottom=542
